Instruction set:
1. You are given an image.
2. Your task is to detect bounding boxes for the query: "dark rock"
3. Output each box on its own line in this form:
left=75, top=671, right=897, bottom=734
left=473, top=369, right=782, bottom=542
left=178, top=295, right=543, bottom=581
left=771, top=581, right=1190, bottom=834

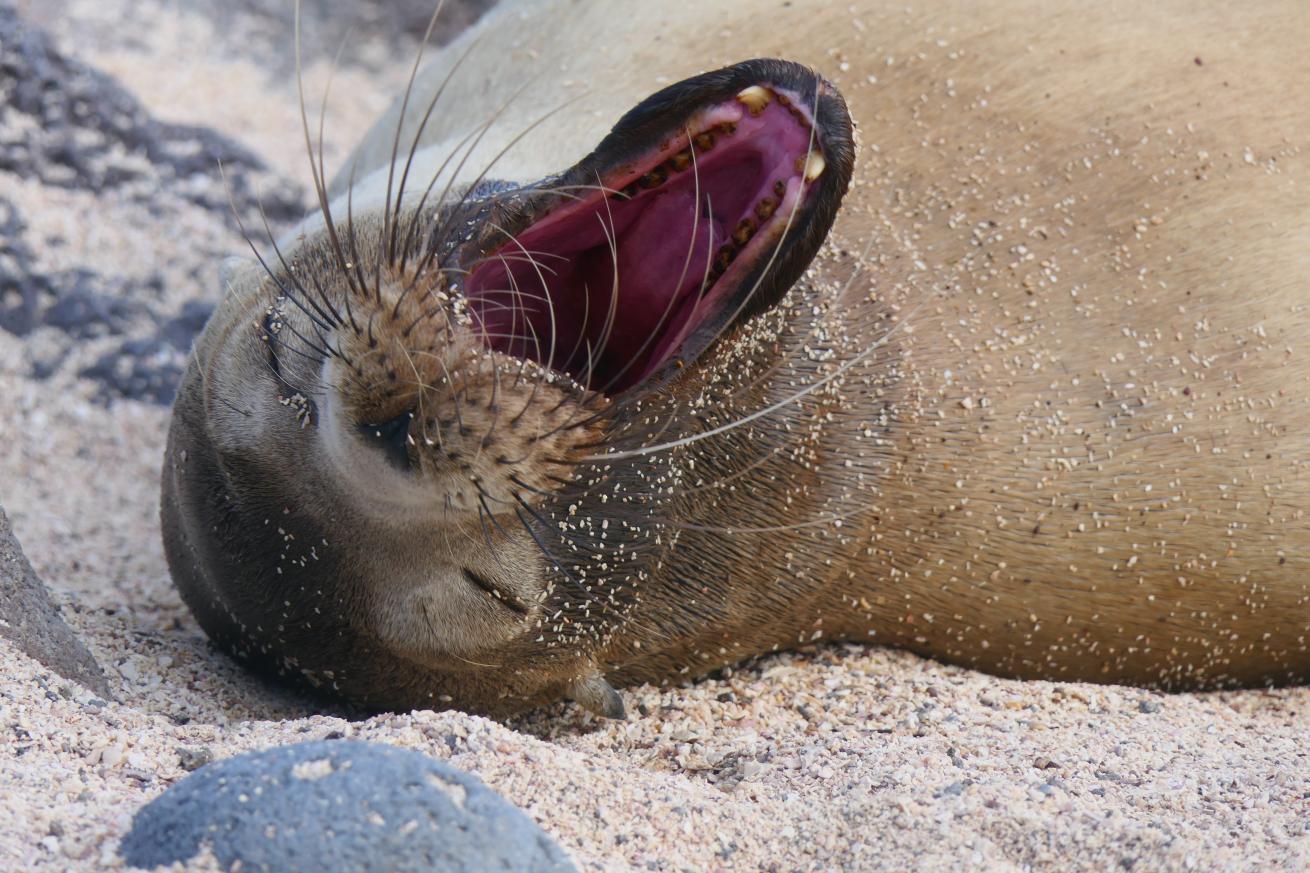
left=0, top=6, right=301, bottom=223
left=1137, top=699, right=1161, bottom=714
left=1, top=197, right=151, bottom=339
left=157, top=300, right=216, bottom=350
left=120, top=740, right=578, bottom=873
left=0, top=9, right=301, bottom=404
left=0, top=197, right=50, bottom=337
left=0, top=504, right=110, bottom=695
left=40, top=272, right=145, bottom=339
left=0, top=191, right=209, bottom=402
left=79, top=336, right=189, bottom=404
left=176, top=746, right=214, bottom=772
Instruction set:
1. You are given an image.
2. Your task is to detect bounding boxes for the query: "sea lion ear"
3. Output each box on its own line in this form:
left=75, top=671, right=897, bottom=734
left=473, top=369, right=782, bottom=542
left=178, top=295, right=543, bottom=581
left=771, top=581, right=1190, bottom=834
left=218, top=256, right=254, bottom=291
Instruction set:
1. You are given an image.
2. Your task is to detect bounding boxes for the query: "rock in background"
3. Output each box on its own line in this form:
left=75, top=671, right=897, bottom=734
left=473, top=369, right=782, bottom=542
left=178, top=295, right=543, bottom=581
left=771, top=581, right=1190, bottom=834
left=1, top=0, right=496, bottom=405
left=0, top=503, right=108, bottom=695
left=0, top=2, right=300, bottom=404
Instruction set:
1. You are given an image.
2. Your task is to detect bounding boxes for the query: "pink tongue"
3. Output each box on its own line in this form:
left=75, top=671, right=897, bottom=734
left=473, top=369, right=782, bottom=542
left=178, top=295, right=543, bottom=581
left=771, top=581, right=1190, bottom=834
left=604, top=189, right=715, bottom=338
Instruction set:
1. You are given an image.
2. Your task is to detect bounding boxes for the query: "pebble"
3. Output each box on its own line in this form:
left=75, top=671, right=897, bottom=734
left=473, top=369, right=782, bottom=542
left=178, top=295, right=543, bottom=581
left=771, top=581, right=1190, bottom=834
left=176, top=746, right=213, bottom=772
left=119, top=740, right=579, bottom=873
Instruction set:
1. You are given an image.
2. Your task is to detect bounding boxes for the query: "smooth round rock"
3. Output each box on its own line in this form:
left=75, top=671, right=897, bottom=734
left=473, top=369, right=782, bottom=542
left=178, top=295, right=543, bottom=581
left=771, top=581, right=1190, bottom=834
left=120, top=740, right=577, bottom=872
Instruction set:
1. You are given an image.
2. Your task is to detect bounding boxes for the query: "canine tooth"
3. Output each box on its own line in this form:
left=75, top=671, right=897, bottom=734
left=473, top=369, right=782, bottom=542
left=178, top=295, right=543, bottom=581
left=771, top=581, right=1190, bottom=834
left=736, top=85, right=772, bottom=115
left=802, top=150, right=826, bottom=181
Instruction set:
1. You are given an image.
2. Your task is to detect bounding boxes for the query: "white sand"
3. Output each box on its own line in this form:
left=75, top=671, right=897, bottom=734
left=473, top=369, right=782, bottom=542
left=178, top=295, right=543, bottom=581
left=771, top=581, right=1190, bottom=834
left=1, top=3, right=1307, bottom=870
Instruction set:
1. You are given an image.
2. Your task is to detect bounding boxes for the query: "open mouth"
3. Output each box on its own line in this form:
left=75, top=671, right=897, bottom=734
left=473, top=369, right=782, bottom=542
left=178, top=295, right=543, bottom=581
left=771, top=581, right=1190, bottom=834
left=460, top=62, right=852, bottom=395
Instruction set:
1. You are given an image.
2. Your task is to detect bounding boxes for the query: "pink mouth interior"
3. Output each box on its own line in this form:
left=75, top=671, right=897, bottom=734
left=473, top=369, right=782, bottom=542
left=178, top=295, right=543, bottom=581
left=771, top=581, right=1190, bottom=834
left=463, top=92, right=818, bottom=394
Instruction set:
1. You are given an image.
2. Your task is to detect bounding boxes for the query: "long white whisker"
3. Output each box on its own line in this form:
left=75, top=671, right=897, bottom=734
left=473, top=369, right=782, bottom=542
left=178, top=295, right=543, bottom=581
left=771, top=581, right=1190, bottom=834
left=583, top=295, right=920, bottom=462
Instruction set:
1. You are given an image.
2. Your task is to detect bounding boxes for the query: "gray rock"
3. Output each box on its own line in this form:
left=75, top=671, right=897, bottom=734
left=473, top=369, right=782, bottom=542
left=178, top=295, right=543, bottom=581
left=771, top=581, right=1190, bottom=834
left=0, top=4, right=301, bottom=221
left=0, top=504, right=109, bottom=695
left=0, top=6, right=297, bottom=402
left=120, top=740, right=578, bottom=873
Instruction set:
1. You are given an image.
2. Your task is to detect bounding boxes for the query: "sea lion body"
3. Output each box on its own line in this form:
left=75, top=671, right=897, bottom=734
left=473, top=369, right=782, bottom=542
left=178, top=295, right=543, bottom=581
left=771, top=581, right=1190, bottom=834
left=163, top=0, right=1310, bottom=715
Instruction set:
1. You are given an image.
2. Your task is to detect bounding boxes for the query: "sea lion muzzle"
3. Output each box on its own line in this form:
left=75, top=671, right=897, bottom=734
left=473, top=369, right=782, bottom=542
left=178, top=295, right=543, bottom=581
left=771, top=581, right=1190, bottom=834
left=453, top=58, right=855, bottom=396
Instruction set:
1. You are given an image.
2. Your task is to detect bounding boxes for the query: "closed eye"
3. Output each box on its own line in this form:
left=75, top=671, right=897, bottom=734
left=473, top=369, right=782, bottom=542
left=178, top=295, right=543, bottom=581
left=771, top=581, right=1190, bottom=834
left=358, top=410, right=415, bottom=471
left=462, top=568, right=530, bottom=616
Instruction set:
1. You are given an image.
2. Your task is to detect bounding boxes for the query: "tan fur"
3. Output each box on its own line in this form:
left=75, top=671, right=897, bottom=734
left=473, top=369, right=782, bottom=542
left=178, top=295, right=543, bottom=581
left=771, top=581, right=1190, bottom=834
left=357, top=0, right=1310, bottom=686
left=165, top=0, right=1310, bottom=715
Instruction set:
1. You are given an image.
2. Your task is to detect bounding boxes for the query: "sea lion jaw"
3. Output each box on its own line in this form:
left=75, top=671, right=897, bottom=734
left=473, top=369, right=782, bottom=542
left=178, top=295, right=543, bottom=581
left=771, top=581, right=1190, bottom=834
left=452, top=58, right=854, bottom=398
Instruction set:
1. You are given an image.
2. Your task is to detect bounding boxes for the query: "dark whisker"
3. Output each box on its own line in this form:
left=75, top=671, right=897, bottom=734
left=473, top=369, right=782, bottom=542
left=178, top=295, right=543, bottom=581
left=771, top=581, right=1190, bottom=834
left=382, top=0, right=449, bottom=271
left=393, top=34, right=489, bottom=276
left=427, top=91, right=586, bottom=259
left=252, top=193, right=343, bottom=331
left=295, top=1, right=365, bottom=302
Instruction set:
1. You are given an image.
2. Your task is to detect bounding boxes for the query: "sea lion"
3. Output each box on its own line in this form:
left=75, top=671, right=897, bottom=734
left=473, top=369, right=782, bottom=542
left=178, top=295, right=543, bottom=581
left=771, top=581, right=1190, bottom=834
left=161, top=0, right=1310, bottom=717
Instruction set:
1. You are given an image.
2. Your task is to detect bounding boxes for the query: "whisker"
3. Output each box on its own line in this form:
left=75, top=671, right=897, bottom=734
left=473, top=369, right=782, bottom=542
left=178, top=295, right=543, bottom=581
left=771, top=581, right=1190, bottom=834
left=493, top=260, right=544, bottom=365
left=509, top=505, right=646, bottom=631
left=294, top=0, right=364, bottom=303
left=670, top=501, right=881, bottom=535
left=252, top=192, right=343, bottom=332
left=488, top=222, right=561, bottom=368
left=668, top=74, right=823, bottom=370
left=586, top=179, right=622, bottom=387
left=219, top=161, right=338, bottom=335
left=394, top=34, right=491, bottom=275
left=382, top=0, right=449, bottom=270
left=426, top=91, right=588, bottom=259
left=585, top=293, right=921, bottom=462
left=343, top=158, right=375, bottom=307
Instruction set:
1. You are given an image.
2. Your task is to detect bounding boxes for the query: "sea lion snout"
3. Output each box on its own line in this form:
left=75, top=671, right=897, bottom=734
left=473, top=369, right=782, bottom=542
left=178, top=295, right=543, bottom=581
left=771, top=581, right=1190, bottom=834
left=457, top=58, right=855, bottom=396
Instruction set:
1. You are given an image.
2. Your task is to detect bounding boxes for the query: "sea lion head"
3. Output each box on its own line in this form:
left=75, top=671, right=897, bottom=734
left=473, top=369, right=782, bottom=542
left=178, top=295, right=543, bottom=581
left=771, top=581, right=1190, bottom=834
left=162, top=59, right=855, bottom=717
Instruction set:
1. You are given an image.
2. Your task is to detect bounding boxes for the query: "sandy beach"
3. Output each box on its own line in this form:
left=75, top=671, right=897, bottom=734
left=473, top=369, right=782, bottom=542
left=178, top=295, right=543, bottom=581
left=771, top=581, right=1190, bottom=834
left=1, top=2, right=1306, bottom=869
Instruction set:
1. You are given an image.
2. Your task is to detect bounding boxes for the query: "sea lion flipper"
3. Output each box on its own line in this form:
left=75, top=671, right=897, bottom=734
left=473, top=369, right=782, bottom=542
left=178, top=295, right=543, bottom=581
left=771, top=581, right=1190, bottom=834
left=566, top=672, right=626, bottom=720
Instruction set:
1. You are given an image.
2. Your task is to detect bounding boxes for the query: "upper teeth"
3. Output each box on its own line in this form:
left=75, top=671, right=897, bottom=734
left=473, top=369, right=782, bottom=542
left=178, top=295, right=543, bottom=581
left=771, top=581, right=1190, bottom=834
left=736, top=85, right=772, bottom=116
left=802, top=150, right=826, bottom=181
